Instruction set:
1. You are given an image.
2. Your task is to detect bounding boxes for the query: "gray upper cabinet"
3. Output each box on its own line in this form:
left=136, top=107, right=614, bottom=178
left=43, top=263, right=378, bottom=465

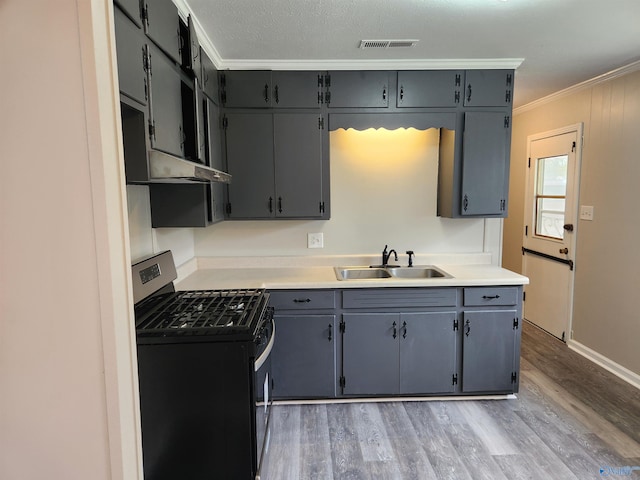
left=147, top=43, right=183, bottom=157
left=225, top=113, right=326, bottom=219
left=463, top=70, right=513, bottom=107
left=271, top=71, right=322, bottom=108
left=205, top=98, right=224, bottom=170
left=115, top=0, right=142, bottom=27
left=461, top=112, right=510, bottom=216
left=326, top=71, right=389, bottom=108
left=396, top=70, right=463, bottom=108
left=187, top=15, right=202, bottom=84
left=461, top=310, right=518, bottom=393
left=225, top=113, right=275, bottom=217
left=142, top=0, right=181, bottom=64
left=220, top=71, right=322, bottom=108
left=201, top=49, right=219, bottom=103
left=114, top=7, right=147, bottom=105
left=149, top=183, right=215, bottom=228
left=273, top=113, right=324, bottom=217
left=220, top=71, right=273, bottom=108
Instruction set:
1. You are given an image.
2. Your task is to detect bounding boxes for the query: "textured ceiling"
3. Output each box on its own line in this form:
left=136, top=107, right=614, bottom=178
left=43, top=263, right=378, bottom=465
left=184, top=0, right=640, bottom=108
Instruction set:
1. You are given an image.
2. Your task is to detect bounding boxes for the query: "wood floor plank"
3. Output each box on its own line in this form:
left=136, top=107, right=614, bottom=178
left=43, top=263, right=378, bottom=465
left=300, top=405, right=334, bottom=480
left=378, top=402, right=438, bottom=479
left=456, top=401, right=519, bottom=456
left=326, top=404, right=369, bottom=480
left=522, top=367, right=640, bottom=458
left=351, top=403, right=396, bottom=463
left=403, top=401, right=474, bottom=480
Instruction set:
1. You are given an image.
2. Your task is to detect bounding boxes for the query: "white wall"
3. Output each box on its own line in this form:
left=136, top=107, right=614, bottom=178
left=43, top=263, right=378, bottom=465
left=194, top=128, right=494, bottom=260
left=504, top=66, right=640, bottom=377
left=1, top=1, right=140, bottom=479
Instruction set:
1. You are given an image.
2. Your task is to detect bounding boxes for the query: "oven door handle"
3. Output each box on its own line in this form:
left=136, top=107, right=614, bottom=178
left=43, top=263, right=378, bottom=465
left=255, top=319, right=275, bottom=372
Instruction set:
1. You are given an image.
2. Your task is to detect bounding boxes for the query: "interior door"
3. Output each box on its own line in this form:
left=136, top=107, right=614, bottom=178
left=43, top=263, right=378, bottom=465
left=522, top=125, right=582, bottom=341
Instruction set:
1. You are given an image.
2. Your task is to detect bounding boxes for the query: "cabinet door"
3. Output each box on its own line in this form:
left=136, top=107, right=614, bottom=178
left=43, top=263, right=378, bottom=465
left=462, top=310, right=517, bottom=393
left=271, top=315, right=336, bottom=399
left=271, top=71, right=322, bottom=108
left=342, top=313, right=399, bottom=395
left=147, top=44, right=183, bottom=157
left=397, top=71, right=463, bottom=108
left=143, top=0, right=181, bottom=64
left=273, top=114, right=324, bottom=218
left=210, top=182, right=225, bottom=224
left=201, top=49, right=219, bottom=103
left=327, top=71, right=389, bottom=108
left=187, top=15, right=202, bottom=84
left=461, top=112, right=510, bottom=216
left=224, top=113, right=275, bottom=218
left=114, top=7, right=147, bottom=105
left=115, top=0, right=142, bottom=27
left=221, top=71, right=272, bottom=108
left=463, top=70, right=513, bottom=107
left=205, top=99, right=224, bottom=170
left=399, top=312, right=458, bottom=394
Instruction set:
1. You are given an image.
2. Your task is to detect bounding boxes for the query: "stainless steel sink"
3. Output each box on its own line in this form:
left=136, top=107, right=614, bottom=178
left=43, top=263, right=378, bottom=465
left=334, top=267, right=392, bottom=280
left=334, top=265, right=451, bottom=281
left=387, top=266, right=450, bottom=279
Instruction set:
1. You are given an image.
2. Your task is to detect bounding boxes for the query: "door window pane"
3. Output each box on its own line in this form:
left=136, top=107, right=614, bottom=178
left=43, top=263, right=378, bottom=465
left=535, top=155, right=567, bottom=240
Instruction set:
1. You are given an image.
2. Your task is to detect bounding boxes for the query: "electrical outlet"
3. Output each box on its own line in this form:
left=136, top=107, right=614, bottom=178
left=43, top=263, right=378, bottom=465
left=580, top=205, right=594, bottom=221
left=307, top=232, right=324, bottom=249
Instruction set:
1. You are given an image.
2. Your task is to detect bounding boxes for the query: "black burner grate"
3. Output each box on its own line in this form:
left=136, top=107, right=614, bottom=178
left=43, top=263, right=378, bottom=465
left=136, top=288, right=268, bottom=337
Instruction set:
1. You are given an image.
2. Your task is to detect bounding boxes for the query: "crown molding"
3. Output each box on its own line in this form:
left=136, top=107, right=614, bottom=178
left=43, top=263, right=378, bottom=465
left=218, top=58, right=525, bottom=71
left=514, top=60, right=640, bottom=115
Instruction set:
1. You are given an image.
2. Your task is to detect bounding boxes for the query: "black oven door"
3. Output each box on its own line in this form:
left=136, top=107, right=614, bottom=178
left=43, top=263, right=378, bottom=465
left=255, top=316, right=274, bottom=479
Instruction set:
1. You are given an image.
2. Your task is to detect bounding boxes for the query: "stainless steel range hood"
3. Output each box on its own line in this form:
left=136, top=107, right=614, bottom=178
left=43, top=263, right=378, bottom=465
left=148, top=150, right=232, bottom=184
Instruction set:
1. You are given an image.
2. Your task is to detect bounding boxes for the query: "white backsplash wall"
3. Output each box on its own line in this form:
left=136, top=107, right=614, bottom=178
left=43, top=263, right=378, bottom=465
left=195, top=128, right=492, bottom=260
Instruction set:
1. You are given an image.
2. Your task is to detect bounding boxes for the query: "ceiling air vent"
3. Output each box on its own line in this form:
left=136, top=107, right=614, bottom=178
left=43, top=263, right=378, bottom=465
left=359, top=39, right=419, bottom=49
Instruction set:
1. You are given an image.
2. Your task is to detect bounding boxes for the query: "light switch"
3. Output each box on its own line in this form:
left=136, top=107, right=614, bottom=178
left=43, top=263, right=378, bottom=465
left=580, top=205, right=594, bottom=221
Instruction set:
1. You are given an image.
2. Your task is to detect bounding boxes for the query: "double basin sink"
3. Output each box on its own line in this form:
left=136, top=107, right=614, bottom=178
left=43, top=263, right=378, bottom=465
left=334, top=265, right=452, bottom=281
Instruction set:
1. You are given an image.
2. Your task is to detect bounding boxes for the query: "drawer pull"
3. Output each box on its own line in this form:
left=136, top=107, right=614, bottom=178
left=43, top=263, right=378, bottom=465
left=482, top=295, right=500, bottom=300
left=293, top=298, right=311, bottom=303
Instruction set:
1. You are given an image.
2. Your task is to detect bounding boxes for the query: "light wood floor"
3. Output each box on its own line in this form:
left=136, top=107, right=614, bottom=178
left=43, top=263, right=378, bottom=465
left=262, top=321, right=640, bottom=479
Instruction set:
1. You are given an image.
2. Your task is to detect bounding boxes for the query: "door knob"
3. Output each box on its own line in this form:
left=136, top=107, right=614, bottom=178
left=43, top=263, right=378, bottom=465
left=563, top=224, right=574, bottom=232
left=559, top=248, right=569, bottom=254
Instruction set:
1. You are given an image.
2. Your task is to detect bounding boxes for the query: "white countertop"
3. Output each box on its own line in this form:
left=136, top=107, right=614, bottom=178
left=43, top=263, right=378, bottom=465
left=176, top=254, right=529, bottom=290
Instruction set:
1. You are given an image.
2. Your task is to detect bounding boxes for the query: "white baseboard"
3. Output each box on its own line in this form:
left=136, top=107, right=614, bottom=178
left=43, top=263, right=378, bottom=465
left=568, top=340, right=640, bottom=390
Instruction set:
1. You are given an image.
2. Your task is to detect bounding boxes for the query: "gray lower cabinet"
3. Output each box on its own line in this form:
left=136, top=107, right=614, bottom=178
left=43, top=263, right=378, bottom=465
left=269, top=290, right=337, bottom=399
left=341, top=311, right=457, bottom=396
left=461, top=310, right=518, bottom=392
left=271, top=314, right=336, bottom=398
left=461, top=286, right=521, bottom=393
left=225, top=113, right=326, bottom=219
left=114, top=7, right=147, bottom=106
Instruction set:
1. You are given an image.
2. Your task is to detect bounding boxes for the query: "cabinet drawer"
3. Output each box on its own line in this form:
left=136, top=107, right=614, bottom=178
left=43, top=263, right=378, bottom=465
left=269, top=290, right=336, bottom=310
left=343, top=288, right=457, bottom=309
left=463, top=287, right=519, bottom=306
